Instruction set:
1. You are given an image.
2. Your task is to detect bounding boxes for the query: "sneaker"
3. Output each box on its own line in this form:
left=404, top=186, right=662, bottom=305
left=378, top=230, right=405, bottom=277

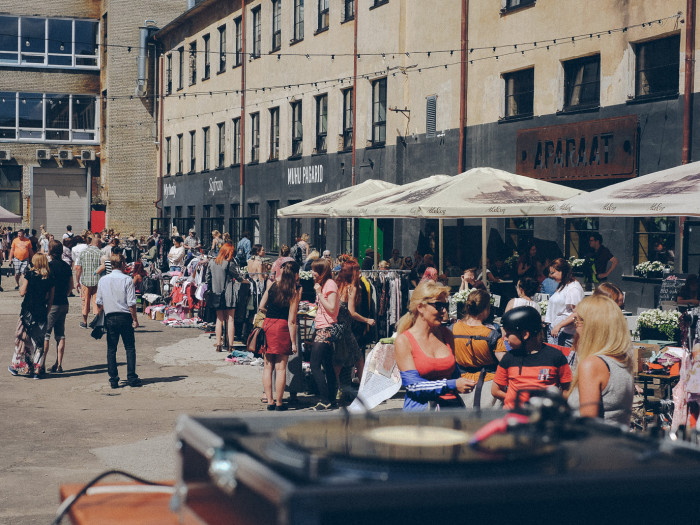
left=79, top=322, right=88, bottom=329
left=311, top=402, right=332, bottom=411
left=33, top=373, right=41, bottom=380
left=110, top=382, right=120, bottom=389
left=127, top=379, right=142, bottom=387
left=14, top=285, right=19, bottom=290
left=275, top=404, right=288, bottom=411
left=8, top=366, right=18, bottom=376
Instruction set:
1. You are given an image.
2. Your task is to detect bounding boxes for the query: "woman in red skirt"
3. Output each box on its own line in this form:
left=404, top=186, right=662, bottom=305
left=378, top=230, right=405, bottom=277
left=258, top=260, right=302, bottom=410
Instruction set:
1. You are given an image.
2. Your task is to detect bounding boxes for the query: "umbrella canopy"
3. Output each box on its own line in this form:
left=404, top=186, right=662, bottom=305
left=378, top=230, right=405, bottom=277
left=557, top=160, right=700, bottom=217
left=332, top=175, right=453, bottom=218
left=380, top=167, right=582, bottom=219
left=277, top=179, right=397, bottom=218
left=0, top=204, right=21, bottom=223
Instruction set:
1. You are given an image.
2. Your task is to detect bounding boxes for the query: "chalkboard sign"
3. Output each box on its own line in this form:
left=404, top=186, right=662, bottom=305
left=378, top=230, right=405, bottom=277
left=658, top=275, right=686, bottom=305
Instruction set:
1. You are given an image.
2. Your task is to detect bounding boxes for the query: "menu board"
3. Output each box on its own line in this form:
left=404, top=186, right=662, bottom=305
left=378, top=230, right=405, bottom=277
left=658, top=275, right=686, bottom=305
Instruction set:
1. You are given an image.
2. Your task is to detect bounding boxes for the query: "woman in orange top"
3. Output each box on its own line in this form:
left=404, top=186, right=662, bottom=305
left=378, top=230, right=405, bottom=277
left=452, top=289, right=506, bottom=409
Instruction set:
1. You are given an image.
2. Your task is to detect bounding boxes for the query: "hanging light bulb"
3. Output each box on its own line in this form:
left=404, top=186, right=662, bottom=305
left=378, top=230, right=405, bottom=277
left=25, top=39, right=30, bottom=47
left=59, top=42, right=65, bottom=51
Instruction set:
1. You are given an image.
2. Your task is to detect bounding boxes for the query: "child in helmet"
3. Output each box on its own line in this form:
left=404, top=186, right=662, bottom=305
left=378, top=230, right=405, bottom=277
left=491, top=306, right=572, bottom=409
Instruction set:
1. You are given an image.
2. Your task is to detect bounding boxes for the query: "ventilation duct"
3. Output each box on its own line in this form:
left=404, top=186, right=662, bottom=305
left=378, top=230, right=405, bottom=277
left=135, top=20, right=158, bottom=97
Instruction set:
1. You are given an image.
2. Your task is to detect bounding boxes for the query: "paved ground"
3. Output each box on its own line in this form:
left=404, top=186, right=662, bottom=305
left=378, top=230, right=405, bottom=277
left=0, top=278, right=401, bottom=524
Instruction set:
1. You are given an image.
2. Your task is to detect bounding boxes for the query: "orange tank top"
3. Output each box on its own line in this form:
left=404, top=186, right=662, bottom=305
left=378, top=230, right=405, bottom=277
left=404, top=331, right=456, bottom=381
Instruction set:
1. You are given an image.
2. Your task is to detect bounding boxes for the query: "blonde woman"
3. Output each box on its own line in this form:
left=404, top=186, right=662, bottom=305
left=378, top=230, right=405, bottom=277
left=566, top=295, right=634, bottom=425
left=395, top=281, right=475, bottom=411
left=298, top=233, right=310, bottom=261
left=210, top=230, right=223, bottom=256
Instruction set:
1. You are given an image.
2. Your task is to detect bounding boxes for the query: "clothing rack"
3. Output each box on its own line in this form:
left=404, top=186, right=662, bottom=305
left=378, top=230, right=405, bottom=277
left=360, top=269, right=412, bottom=273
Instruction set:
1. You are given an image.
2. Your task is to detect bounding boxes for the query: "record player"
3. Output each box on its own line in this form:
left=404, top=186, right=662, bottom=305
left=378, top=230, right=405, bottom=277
left=173, top=393, right=700, bottom=525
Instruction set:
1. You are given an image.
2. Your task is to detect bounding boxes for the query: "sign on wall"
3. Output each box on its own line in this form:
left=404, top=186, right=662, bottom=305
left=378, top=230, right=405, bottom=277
left=288, top=164, right=324, bottom=185
left=516, top=115, right=637, bottom=181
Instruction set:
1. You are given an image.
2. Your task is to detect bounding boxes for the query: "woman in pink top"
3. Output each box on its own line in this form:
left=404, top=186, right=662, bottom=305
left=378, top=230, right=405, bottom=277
left=310, top=258, right=339, bottom=410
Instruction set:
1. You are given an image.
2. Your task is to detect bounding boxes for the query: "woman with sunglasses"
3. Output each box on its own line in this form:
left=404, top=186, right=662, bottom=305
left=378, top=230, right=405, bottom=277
left=566, top=295, right=634, bottom=425
left=395, top=281, right=475, bottom=411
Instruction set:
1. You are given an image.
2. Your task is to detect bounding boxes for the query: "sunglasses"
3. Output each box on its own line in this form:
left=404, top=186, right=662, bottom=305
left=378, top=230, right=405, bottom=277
left=428, top=301, right=449, bottom=312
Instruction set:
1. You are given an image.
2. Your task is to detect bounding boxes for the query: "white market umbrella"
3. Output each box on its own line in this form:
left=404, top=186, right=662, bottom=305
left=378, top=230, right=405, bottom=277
left=0, top=204, right=21, bottom=223
left=277, top=179, right=398, bottom=218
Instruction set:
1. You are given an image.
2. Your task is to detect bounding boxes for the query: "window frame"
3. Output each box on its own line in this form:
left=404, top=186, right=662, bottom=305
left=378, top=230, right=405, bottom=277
left=503, top=67, right=534, bottom=120
left=251, top=6, right=261, bottom=59
left=188, top=41, right=197, bottom=86
left=189, top=129, right=196, bottom=173
left=564, top=218, right=600, bottom=259
left=291, top=100, right=303, bottom=158
left=250, top=111, right=260, bottom=163
left=371, top=77, right=387, bottom=146
left=202, top=33, right=210, bottom=80
left=426, top=95, right=437, bottom=138
left=268, top=200, right=280, bottom=252
left=177, top=47, right=184, bottom=90
left=317, top=0, right=329, bottom=32
left=232, top=117, right=241, bottom=165
left=177, top=133, right=183, bottom=174
left=166, top=54, right=173, bottom=94
left=202, top=126, right=210, bottom=171
left=315, top=93, right=328, bottom=154
left=0, top=165, right=22, bottom=217
left=165, top=136, right=172, bottom=175
left=234, top=17, right=242, bottom=67
left=293, top=0, right=305, bottom=42
left=501, top=0, right=536, bottom=13
left=271, top=0, right=282, bottom=52
left=343, top=0, right=355, bottom=22
left=218, top=25, right=226, bottom=73
left=634, top=34, right=681, bottom=100
left=563, top=54, right=600, bottom=111
left=217, top=122, right=225, bottom=168
left=269, top=106, right=280, bottom=160
left=342, top=87, right=353, bottom=151
left=634, top=217, right=676, bottom=267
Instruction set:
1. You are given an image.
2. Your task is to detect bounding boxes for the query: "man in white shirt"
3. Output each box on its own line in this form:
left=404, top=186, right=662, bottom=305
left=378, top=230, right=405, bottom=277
left=62, top=225, right=74, bottom=241
left=168, top=236, right=186, bottom=271
left=96, top=254, right=141, bottom=389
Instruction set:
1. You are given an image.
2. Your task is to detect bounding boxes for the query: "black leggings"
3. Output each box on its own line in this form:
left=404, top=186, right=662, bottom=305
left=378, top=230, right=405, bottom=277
left=310, top=342, right=336, bottom=404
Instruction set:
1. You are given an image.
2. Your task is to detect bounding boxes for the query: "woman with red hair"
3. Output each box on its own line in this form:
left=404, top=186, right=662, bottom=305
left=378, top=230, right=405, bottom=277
left=206, top=243, right=239, bottom=352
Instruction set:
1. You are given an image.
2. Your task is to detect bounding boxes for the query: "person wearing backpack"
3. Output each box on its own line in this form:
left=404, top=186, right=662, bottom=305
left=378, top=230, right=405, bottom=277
left=235, top=231, right=251, bottom=267
left=452, top=289, right=507, bottom=409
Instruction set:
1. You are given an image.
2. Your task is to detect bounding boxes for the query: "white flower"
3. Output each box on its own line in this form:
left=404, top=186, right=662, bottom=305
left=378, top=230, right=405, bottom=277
left=450, top=290, right=471, bottom=305
left=538, top=299, right=548, bottom=315
left=568, top=257, right=585, bottom=268
left=637, top=309, right=681, bottom=340
left=299, top=270, right=313, bottom=280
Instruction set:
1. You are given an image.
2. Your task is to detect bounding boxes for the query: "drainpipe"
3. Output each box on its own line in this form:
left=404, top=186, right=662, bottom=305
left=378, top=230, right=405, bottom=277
left=352, top=3, right=359, bottom=255
left=155, top=53, right=164, bottom=217
left=458, top=0, right=468, bottom=174
left=681, top=0, right=696, bottom=272
left=240, top=1, right=246, bottom=219
left=136, top=21, right=157, bottom=97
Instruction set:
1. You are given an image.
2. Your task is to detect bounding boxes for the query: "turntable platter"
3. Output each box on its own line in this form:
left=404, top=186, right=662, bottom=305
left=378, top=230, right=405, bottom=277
left=365, top=426, right=470, bottom=447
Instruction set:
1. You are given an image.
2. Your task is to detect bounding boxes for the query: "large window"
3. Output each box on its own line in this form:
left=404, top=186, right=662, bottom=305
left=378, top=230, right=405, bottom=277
left=344, top=0, right=355, bottom=21
left=217, top=122, right=225, bottom=168
left=177, top=133, right=183, bottom=173
left=165, top=136, right=172, bottom=174
left=166, top=54, right=172, bottom=94
left=269, top=107, right=279, bottom=160
left=268, top=200, right=280, bottom=252
left=188, top=42, right=197, bottom=85
left=202, top=34, right=210, bottom=80
left=565, top=218, right=599, bottom=259
left=218, top=25, right=226, bottom=72
left=234, top=17, right=242, bottom=67
left=232, top=117, right=240, bottom=164
left=252, top=7, right=261, bottom=59
left=250, top=112, right=260, bottom=163
left=294, top=0, right=304, bottom=41
left=314, top=218, right=327, bottom=252
left=189, top=130, right=196, bottom=173
left=563, top=55, right=600, bottom=110
left=504, top=67, right=534, bottom=119
left=0, top=92, right=97, bottom=143
left=249, top=202, right=261, bottom=244
left=506, top=218, right=534, bottom=254
left=202, top=126, right=210, bottom=171
left=635, top=217, right=676, bottom=267
left=0, top=165, right=22, bottom=216
left=342, top=88, right=353, bottom=150
left=178, top=47, right=184, bottom=89
left=0, top=16, right=99, bottom=69
left=635, top=34, right=681, bottom=99
left=291, top=100, right=303, bottom=157
left=272, top=0, right=282, bottom=51
left=315, top=94, right=327, bottom=153
left=318, top=0, right=329, bottom=32
left=372, top=77, right=387, bottom=146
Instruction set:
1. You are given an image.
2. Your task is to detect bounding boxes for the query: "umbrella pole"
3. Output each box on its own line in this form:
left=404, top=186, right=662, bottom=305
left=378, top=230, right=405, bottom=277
left=482, top=218, right=487, bottom=287
left=373, top=217, right=378, bottom=269
left=439, top=218, right=444, bottom=274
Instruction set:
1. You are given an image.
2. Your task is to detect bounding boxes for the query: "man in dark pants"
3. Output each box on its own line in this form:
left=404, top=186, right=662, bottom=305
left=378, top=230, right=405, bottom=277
left=96, top=254, right=141, bottom=388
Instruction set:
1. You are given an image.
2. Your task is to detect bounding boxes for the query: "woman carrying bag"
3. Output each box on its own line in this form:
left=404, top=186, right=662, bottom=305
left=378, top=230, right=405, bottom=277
left=205, top=243, right=239, bottom=352
left=258, top=261, right=302, bottom=410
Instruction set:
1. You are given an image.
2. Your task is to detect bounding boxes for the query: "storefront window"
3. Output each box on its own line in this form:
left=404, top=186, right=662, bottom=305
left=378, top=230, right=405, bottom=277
left=314, top=217, right=327, bottom=253
left=0, top=165, right=21, bottom=215
left=268, top=201, right=280, bottom=252
left=634, top=217, right=675, bottom=267
left=565, top=218, right=599, bottom=259
left=505, top=217, right=533, bottom=254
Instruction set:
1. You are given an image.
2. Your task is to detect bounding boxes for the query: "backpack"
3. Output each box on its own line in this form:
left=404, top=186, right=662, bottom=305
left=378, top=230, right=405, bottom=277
left=235, top=243, right=247, bottom=267
left=290, top=243, right=303, bottom=264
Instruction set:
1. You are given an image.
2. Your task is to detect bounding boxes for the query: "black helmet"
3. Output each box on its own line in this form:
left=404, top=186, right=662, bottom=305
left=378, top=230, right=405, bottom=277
left=501, top=306, right=542, bottom=340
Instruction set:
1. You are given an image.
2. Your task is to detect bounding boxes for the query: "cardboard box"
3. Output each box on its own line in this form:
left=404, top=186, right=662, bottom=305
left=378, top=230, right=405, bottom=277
left=155, top=311, right=164, bottom=321
left=633, top=343, right=660, bottom=374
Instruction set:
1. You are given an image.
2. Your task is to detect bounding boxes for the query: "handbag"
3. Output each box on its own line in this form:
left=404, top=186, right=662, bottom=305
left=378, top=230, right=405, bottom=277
left=247, top=326, right=267, bottom=356
left=326, top=322, right=344, bottom=343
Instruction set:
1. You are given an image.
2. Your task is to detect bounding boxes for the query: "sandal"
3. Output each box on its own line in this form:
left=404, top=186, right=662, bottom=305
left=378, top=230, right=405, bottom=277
left=215, top=344, right=223, bottom=352
left=266, top=404, right=276, bottom=411
left=260, top=395, right=268, bottom=404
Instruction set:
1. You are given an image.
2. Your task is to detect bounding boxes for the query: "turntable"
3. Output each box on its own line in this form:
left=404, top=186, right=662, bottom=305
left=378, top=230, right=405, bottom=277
left=174, top=397, right=700, bottom=525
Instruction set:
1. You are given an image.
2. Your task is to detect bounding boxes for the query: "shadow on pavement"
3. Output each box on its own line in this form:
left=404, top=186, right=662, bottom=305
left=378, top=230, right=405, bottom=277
left=140, top=375, right=187, bottom=385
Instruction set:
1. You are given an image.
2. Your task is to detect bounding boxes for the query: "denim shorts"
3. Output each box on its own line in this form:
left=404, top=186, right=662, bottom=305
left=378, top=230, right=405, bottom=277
left=45, top=304, right=69, bottom=340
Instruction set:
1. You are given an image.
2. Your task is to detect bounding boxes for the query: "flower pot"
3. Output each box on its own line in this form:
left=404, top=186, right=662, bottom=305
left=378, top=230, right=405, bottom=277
left=638, top=325, right=679, bottom=343
left=646, top=271, right=663, bottom=279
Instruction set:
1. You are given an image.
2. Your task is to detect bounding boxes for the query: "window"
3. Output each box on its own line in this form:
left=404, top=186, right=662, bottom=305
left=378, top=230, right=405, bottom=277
left=189, top=42, right=197, bottom=85
left=250, top=112, right=260, bottom=163
left=166, top=54, right=172, bottom=94
left=505, top=218, right=533, bottom=254
left=635, top=34, right=681, bottom=99
left=314, top=218, right=327, bottom=252
left=0, top=16, right=99, bottom=69
left=503, top=0, right=536, bottom=10
left=565, top=218, right=599, bottom=259
left=634, top=217, right=676, bottom=266
left=0, top=166, right=22, bottom=216
left=291, top=100, right=303, bottom=157
left=503, top=67, right=534, bottom=119
left=371, top=77, right=387, bottom=146
left=165, top=137, right=172, bottom=174
left=202, top=34, right=210, bottom=79
left=217, top=122, right=225, bottom=168
left=318, top=0, right=329, bottom=32
left=187, top=205, right=195, bottom=218
left=272, top=0, right=282, bottom=51
left=563, top=55, right=600, bottom=109
left=268, top=200, right=280, bottom=252
left=340, top=218, right=355, bottom=255
left=189, top=130, right=196, bottom=172
left=232, top=117, right=240, bottom=164
left=371, top=0, right=389, bottom=8
left=249, top=202, right=261, bottom=244
left=288, top=200, right=302, bottom=242
left=269, top=107, right=279, bottom=160
left=0, top=92, right=98, bottom=143
left=218, top=25, right=226, bottom=72
left=177, top=133, right=183, bottom=173
left=102, top=13, right=108, bottom=62
left=252, top=7, right=261, bottom=59
left=426, top=95, right=436, bottom=138
left=175, top=206, right=182, bottom=218
left=216, top=204, right=225, bottom=218
left=294, top=0, right=304, bottom=41
left=234, top=17, right=242, bottom=66
left=342, top=88, right=353, bottom=150
left=344, top=0, right=355, bottom=21
left=203, top=126, right=210, bottom=171
left=315, top=94, right=327, bottom=153
left=177, top=47, right=184, bottom=89
left=229, top=203, right=241, bottom=242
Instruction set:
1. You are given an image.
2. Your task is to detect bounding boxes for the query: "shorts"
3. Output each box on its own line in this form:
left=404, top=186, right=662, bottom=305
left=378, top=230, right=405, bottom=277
left=13, top=258, right=28, bottom=275
left=314, top=326, right=333, bottom=343
left=45, top=304, right=69, bottom=341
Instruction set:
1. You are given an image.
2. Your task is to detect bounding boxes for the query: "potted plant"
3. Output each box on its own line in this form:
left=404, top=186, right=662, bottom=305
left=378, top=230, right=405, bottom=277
left=568, top=256, right=585, bottom=277
left=636, top=309, right=681, bottom=342
left=634, top=260, right=665, bottom=279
